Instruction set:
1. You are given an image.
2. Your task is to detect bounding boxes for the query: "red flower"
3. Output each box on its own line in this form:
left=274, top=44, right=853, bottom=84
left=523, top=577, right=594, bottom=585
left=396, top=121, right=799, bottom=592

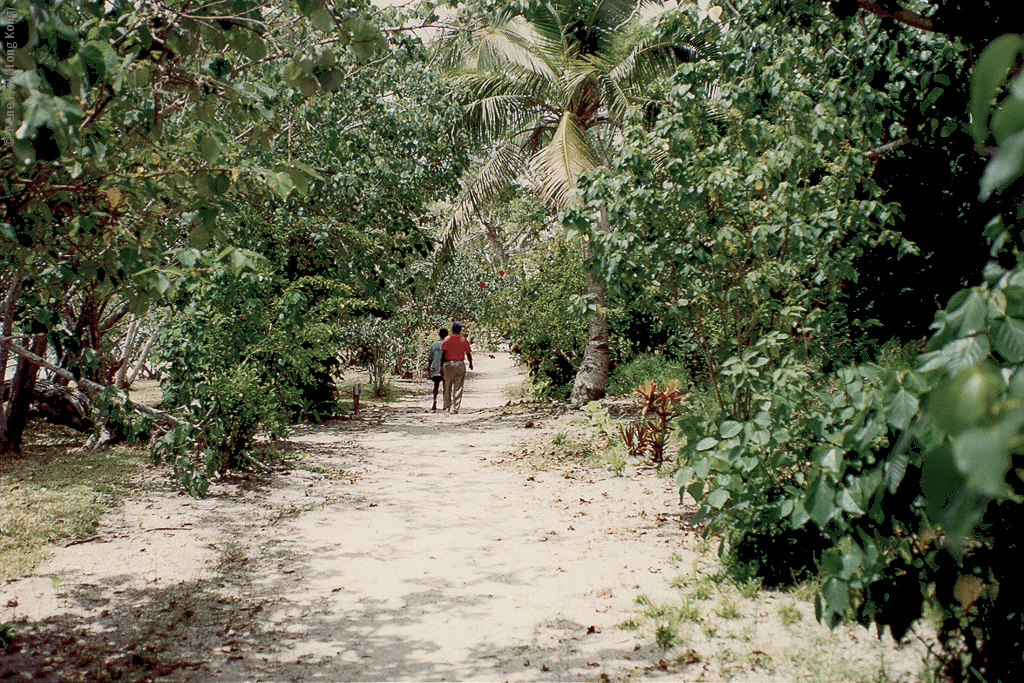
left=478, top=281, right=486, bottom=288
left=498, top=269, right=505, bottom=276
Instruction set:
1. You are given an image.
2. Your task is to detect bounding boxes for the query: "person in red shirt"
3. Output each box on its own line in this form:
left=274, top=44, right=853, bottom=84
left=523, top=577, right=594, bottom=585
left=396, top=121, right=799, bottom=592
left=441, top=321, right=474, bottom=413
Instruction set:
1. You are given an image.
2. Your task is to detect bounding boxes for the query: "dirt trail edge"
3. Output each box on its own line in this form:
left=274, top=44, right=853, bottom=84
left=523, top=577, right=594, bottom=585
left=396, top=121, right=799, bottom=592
left=2, top=353, right=922, bottom=682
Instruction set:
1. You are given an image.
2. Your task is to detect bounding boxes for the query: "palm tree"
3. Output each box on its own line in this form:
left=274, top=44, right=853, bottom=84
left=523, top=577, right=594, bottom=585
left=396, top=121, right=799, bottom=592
left=438, top=0, right=699, bottom=406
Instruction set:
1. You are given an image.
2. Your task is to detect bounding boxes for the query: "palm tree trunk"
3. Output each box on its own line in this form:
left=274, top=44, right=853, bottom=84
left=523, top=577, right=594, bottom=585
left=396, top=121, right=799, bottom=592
left=569, top=208, right=611, bottom=408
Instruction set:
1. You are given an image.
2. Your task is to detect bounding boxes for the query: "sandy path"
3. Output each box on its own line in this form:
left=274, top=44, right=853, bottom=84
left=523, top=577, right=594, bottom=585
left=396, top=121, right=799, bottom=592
left=1, top=353, right=689, bottom=682
left=238, top=352, right=687, bottom=681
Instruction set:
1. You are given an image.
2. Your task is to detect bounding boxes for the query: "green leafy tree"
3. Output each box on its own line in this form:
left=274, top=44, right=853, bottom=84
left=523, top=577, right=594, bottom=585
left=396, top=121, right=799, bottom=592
left=655, top=2, right=1024, bottom=680
left=566, top=0, right=907, bottom=415
left=0, top=0, right=390, bottom=452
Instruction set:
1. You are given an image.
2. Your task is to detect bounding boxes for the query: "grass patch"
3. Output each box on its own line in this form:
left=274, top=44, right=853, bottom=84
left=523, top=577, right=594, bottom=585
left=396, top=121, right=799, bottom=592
left=736, top=576, right=762, bottom=599
left=617, top=618, right=642, bottom=630
left=714, top=596, right=741, bottom=620
left=0, top=423, right=150, bottom=582
left=689, top=577, right=716, bottom=601
left=678, top=599, right=702, bottom=623
left=607, top=353, right=690, bottom=397
left=778, top=602, right=804, bottom=626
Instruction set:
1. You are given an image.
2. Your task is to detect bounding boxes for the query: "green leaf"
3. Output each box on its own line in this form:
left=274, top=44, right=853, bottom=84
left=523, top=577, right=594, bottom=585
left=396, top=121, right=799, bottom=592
left=951, top=422, right=1016, bottom=498
left=921, top=443, right=964, bottom=525
left=695, top=437, right=719, bottom=451
left=201, top=134, right=222, bottom=165
left=837, top=488, right=865, bottom=516
left=992, top=95, right=1024, bottom=146
left=297, top=76, right=319, bottom=98
left=707, top=488, right=730, bottom=509
left=821, top=577, right=849, bottom=617
left=719, top=421, right=742, bottom=439
left=928, top=361, right=1002, bottom=436
left=208, top=173, right=230, bottom=195
left=819, top=448, right=841, bottom=474
left=885, top=388, right=919, bottom=431
left=885, top=451, right=909, bottom=494
left=804, top=477, right=838, bottom=528
left=309, top=6, right=335, bottom=31
left=992, top=316, right=1024, bottom=362
left=176, top=249, right=200, bottom=268
left=971, top=34, right=1024, bottom=143
left=983, top=128, right=1024, bottom=200
left=296, top=0, right=323, bottom=17
left=16, top=92, right=55, bottom=137
left=921, top=335, right=991, bottom=375
left=190, top=224, right=214, bottom=249
left=246, top=37, right=268, bottom=62
left=286, top=168, right=310, bottom=195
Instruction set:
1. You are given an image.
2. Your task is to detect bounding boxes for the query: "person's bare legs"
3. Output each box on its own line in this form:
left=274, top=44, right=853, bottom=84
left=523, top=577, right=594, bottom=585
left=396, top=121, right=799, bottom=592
left=431, top=376, right=442, bottom=410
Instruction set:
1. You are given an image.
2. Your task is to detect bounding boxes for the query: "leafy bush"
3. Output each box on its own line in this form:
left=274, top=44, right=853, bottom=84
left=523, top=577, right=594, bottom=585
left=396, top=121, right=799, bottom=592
left=680, top=25, right=1024, bottom=680
left=607, top=353, right=690, bottom=397
left=495, top=241, right=588, bottom=397
left=152, top=248, right=344, bottom=495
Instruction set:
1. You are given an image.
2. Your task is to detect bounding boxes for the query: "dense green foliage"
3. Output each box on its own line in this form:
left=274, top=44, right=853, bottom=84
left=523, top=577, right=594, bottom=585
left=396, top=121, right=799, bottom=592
left=613, top=3, right=1023, bottom=681
left=1, top=0, right=467, bottom=491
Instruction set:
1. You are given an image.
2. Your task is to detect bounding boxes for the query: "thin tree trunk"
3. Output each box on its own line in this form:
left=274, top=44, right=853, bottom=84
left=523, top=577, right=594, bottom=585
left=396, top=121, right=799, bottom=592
left=0, top=333, right=48, bottom=453
left=127, top=332, right=157, bottom=386
left=0, top=335, right=179, bottom=427
left=114, top=316, right=140, bottom=388
left=569, top=208, right=612, bottom=408
left=481, top=218, right=510, bottom=265
left=0, top=271, right=23, bottom=390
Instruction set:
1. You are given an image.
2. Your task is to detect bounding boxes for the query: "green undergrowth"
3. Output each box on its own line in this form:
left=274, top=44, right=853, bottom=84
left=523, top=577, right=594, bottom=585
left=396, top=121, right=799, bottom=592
left=607, top=353, right=691, bottom=397
left=0, top=422, right=151, bottom=582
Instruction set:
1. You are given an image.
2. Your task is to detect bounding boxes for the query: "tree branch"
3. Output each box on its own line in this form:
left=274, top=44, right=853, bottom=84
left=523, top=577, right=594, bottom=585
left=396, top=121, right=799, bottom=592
left=0, top=336, right=180, bottom=427
left=864, top=135, right=911, bottom=158
left=854, top=1, right=935, bottom=33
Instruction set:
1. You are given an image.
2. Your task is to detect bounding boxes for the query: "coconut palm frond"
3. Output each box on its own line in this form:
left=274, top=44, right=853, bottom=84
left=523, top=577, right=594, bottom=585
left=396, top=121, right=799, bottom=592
left=564, top=65, right=600, bottom=103
left=609, top=36, right=702, bottom=91
left=449, top=134, right=532, bottom=235
left=474, top=25, right=560, bottom=85
left=457, top=70, right=564, bottom=139
left=528, top=111, right=601, bottom=208
left=462, top=93, right=538, bottom=143
left=703, top=81, right=729, bottom=124
left=595, top=71, right=633, bottom=123
left=526, top=1, right=570, bottom=49
left=586, top=0, right=650, bottom=31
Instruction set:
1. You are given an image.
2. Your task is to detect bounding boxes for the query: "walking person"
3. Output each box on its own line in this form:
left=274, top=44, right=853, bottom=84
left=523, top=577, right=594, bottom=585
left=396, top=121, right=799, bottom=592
left=441, top=322, right=473, bottom=414
left=427, top=328, right=447, bottom=411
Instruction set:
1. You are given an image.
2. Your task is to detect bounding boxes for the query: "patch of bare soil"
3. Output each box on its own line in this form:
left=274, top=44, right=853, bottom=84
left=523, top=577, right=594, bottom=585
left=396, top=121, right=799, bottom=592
left=1, top=353, right=928, bottom=682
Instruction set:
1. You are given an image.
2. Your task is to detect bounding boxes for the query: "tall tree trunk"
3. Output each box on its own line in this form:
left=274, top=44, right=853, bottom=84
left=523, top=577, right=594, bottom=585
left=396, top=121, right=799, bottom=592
left=0, top=333, right=48, bottom=453
left=569, top=208, right=611, bottom=408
